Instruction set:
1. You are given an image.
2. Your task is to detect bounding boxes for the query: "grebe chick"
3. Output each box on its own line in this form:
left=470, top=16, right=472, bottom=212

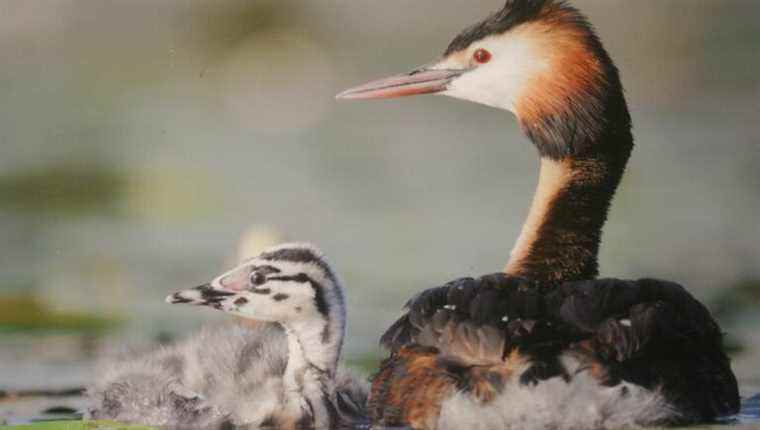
left=338, top=0, right=739, bottom=427
left=88, top=243, right=367, bottom=428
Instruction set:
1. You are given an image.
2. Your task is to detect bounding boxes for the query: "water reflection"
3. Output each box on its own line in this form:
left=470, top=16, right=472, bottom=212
left=2, top=394, right=760, bottom=428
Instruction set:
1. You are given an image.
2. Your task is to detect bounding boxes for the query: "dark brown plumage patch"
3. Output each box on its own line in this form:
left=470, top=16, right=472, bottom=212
left=377, top=274, right=739, bottom=424
left=506, top=155, right=629, bottom=284
left=514, top=17, right=623, bottom=161
left=370, top=345, right=455, bottom=428
left=233, top=297, right=248, bottom=306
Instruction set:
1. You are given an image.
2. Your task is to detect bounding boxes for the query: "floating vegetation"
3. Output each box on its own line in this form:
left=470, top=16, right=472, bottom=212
left=0, top=295, right=120, bottom=334
left=711, top=280, right=760, bottom=325
left=0, top=420, right=157, bottom=430
left=709, top=280, right=760, bottom=356
left=0, top=165, right=125, bottom=217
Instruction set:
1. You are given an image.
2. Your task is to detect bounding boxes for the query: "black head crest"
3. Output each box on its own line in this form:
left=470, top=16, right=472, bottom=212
left=444, top=0, right=562, bottom=55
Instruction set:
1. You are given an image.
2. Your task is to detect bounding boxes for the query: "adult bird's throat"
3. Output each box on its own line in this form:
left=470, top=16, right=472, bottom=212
left=505, top=147, right=630, bottom=284
left=506, top=157, right=572, bottom=278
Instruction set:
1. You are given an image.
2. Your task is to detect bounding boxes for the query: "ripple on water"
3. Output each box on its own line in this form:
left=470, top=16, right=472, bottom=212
left=0, top=392, right=759, bottom=428
left=735, top=392, right=760, bottom=424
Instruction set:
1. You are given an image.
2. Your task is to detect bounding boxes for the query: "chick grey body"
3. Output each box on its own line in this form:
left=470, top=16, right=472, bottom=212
left=88, top=244, right=367, bottom=428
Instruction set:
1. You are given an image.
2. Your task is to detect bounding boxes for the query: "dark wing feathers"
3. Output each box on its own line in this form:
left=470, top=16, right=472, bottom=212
left=381, top=275, right=570, bottom=354
left=415, top=312, right=508, bottom=366
left=379, top=314, right=414, bottom=352
left=559, top=278, right=725, bottom=360
left=383, top=274, right=725, bottom=361
left=382, top=275, right=583, bottom=366
left=379, top=273, right=739, bottom=419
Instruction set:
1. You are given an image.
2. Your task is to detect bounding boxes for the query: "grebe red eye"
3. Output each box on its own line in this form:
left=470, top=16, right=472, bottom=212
left=473, top=48, right=492, bottom=64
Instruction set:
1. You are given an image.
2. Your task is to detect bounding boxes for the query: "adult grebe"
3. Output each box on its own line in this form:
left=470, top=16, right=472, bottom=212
left=338, top=0, right=739, bottom=427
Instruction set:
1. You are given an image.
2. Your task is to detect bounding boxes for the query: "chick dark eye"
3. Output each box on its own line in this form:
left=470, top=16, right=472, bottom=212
left=473, top=48, right=492, bottom=64
left=250, top=272, right=266, bottom=286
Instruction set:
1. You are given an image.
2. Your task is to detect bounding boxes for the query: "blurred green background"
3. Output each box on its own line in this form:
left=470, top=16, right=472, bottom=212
left=0, top=0, right=759, bottom=424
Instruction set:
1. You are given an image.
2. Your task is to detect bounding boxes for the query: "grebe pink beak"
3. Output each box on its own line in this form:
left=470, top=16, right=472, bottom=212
left=336, top=67, right=469, bottom=100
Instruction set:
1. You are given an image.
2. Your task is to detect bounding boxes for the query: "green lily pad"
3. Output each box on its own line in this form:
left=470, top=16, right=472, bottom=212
left=0, top=295, right=120, bottom=334
left=0, top=420, right=157, bottom=430
left=0, top=165, right=125, bottom=216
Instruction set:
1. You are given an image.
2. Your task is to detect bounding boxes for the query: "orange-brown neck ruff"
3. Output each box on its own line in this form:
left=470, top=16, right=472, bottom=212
left=505, top=5, right=633, bottom=283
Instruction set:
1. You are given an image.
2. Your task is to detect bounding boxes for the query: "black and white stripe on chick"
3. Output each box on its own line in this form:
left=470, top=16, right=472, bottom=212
left=163, top=243, right=358, bottom=428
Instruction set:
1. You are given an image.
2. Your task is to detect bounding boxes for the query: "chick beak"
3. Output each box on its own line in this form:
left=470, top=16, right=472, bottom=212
left=166, top=283, right=237, bottom=310
left=336, top=67, right=468, bottom=100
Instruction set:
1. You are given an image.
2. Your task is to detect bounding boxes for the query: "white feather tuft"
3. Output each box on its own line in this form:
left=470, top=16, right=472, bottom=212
left=438, top=354, right=676, bottom=430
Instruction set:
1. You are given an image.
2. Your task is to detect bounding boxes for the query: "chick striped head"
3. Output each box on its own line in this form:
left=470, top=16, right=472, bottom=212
left=167, top=243, right=345, bottom=334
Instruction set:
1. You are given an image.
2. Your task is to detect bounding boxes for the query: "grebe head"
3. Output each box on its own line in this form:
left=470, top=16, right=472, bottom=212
left=167, top=243, right=345, bottom=332
left=338, top=0, right=628, bottom=159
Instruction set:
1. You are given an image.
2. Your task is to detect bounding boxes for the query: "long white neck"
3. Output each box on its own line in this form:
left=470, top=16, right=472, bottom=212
left=281, top=318, right=343, bottom=428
